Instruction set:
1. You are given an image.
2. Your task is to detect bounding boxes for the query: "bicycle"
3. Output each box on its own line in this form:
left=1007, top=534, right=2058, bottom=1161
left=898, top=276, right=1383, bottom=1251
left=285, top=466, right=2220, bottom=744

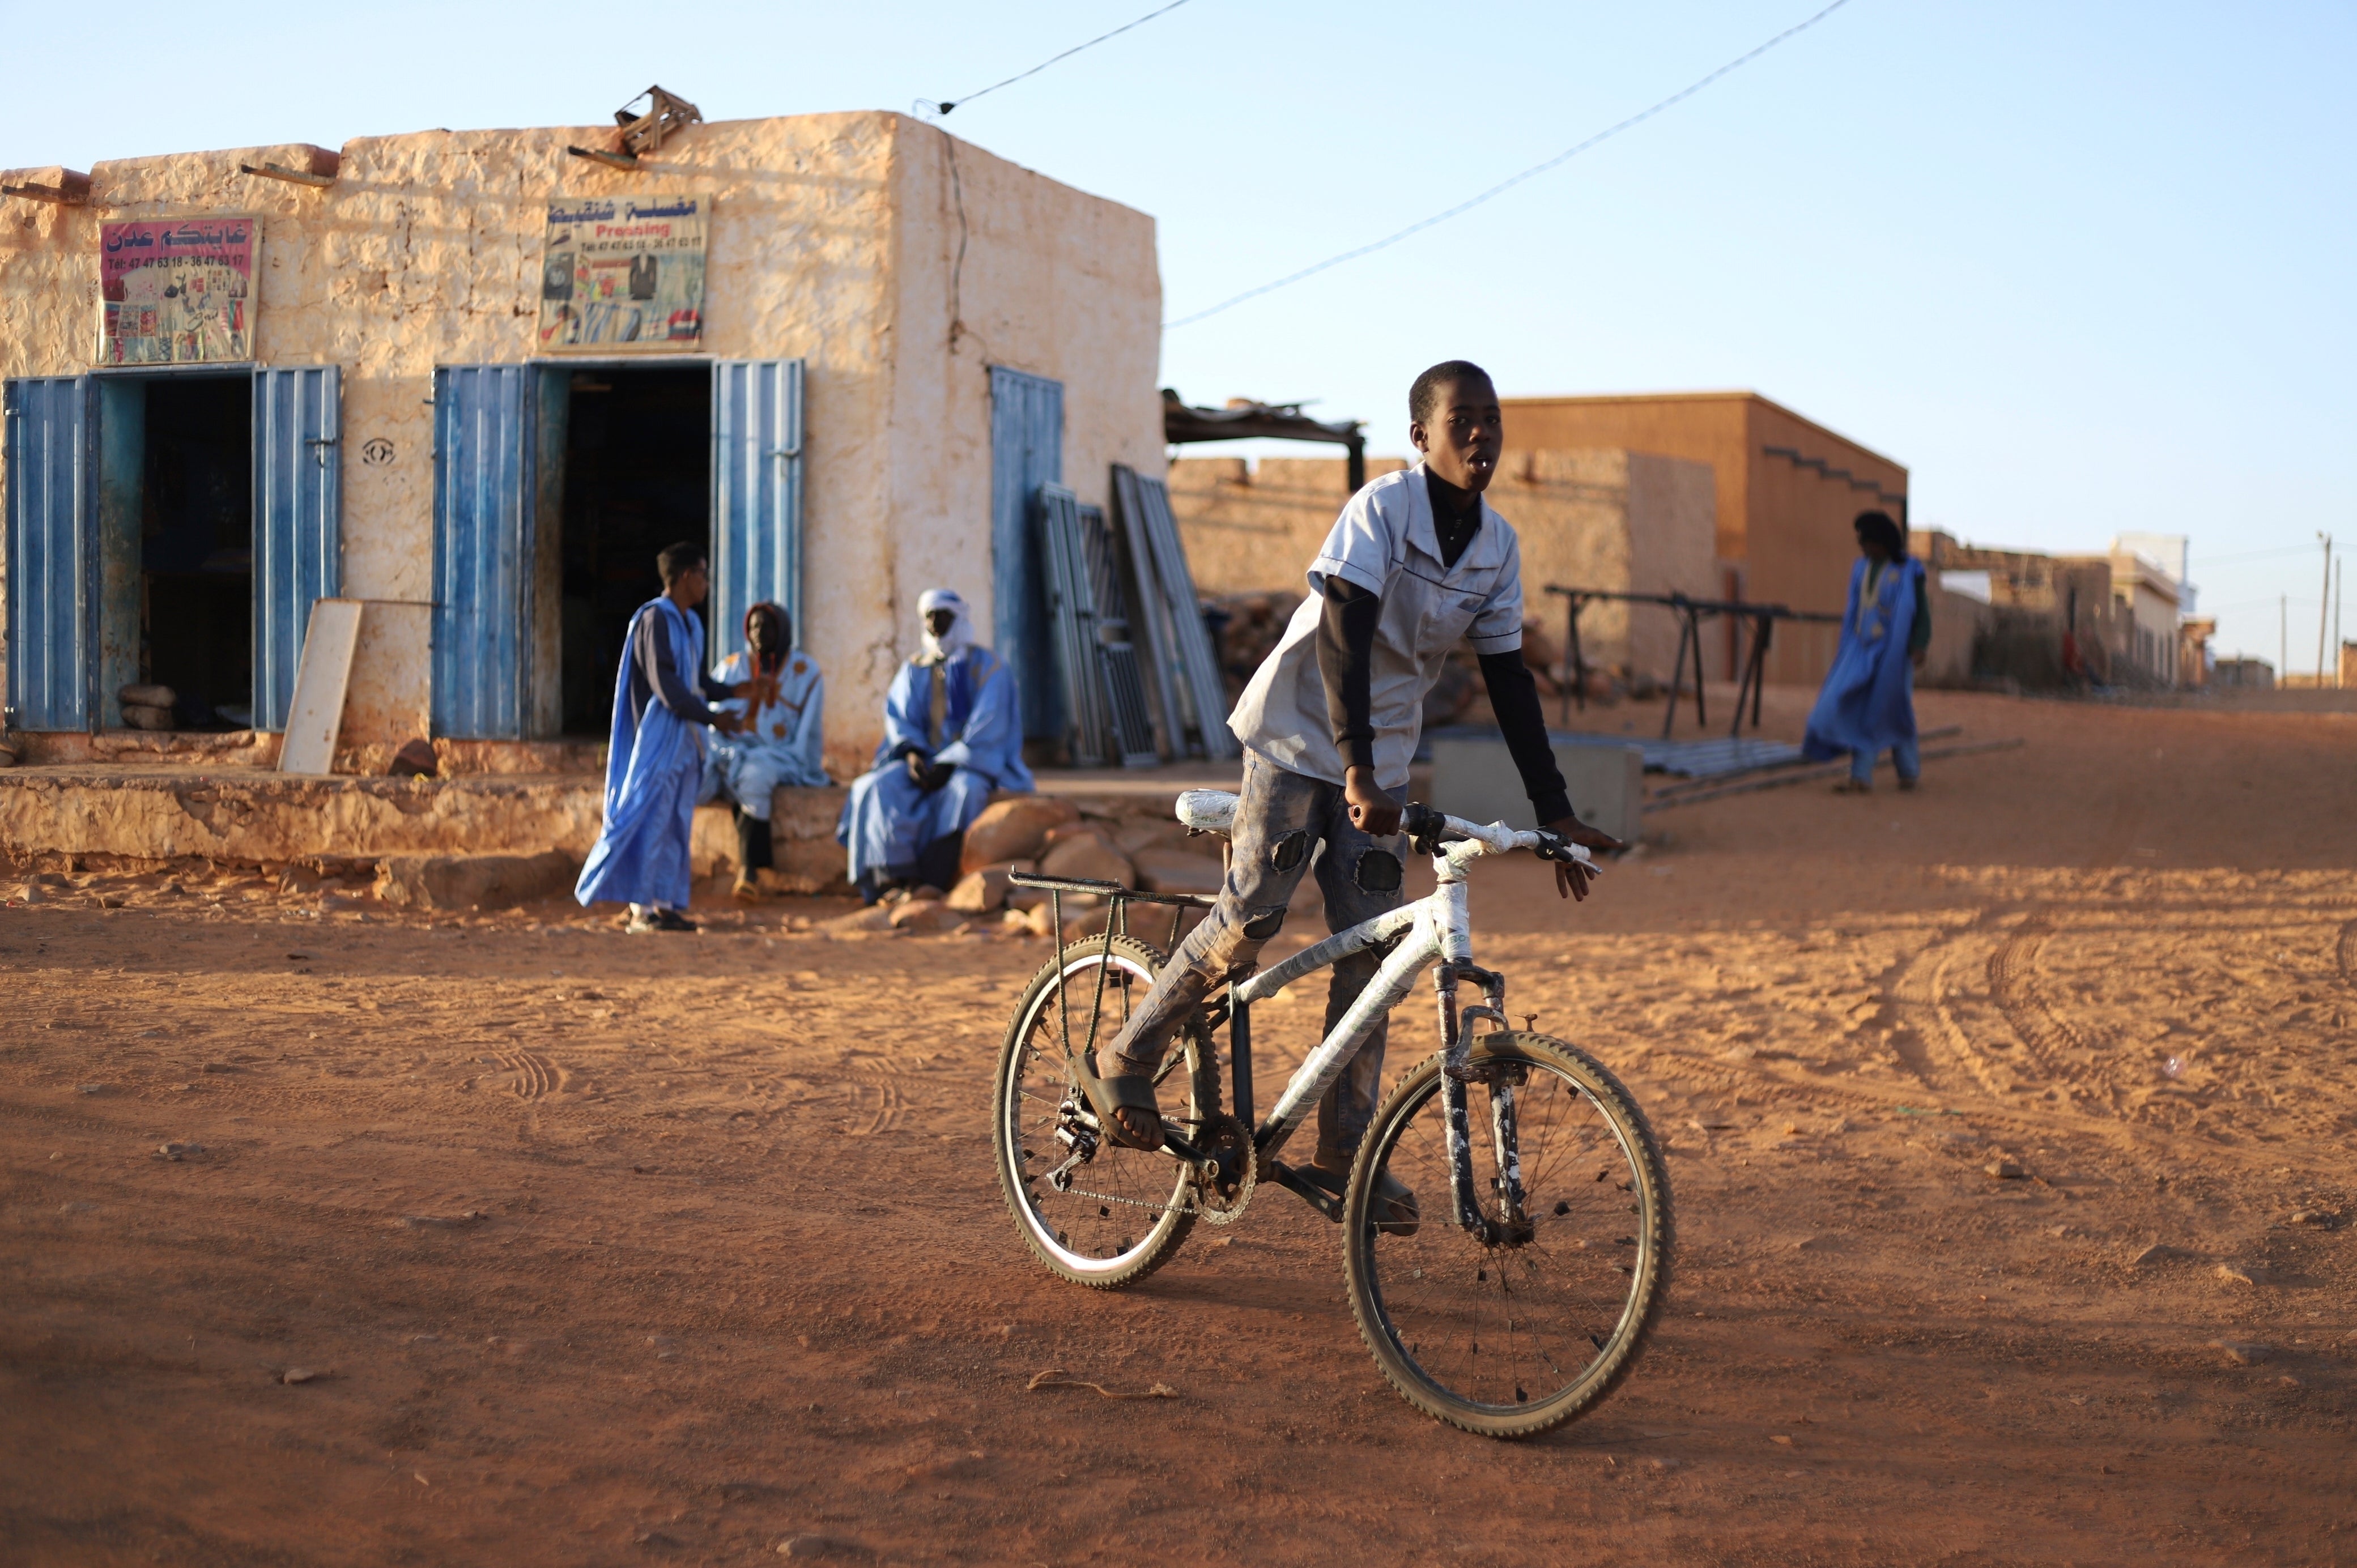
left=989, top=791, right=1672, bottom=1438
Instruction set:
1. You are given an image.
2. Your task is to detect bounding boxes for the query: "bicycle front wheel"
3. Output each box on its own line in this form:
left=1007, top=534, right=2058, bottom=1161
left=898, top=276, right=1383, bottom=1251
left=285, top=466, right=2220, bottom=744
left=992, top=936, right=1210, bottom=1290
left=1343, top=1032, right=1672, bottom=1438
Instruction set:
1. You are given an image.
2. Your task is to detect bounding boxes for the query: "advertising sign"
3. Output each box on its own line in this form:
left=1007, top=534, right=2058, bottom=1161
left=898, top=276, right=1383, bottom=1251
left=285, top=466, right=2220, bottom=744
left=99, top=216, right=257, bottom=364
left=538, top=195, right=707, bottom=351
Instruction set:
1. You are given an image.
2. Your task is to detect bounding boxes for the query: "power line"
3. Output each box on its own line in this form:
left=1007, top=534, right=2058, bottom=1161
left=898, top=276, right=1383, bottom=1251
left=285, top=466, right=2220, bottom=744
left=1164, top=0, right=1858, bottom=330
left=920, top=0, right=1194, bottom=117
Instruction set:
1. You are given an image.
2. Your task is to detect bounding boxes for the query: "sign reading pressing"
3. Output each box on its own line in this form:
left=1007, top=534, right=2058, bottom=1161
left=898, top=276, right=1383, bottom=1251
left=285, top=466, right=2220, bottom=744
left=538, top=195, right=708, bottom=351
left=99, top=216, right=257, bottom=364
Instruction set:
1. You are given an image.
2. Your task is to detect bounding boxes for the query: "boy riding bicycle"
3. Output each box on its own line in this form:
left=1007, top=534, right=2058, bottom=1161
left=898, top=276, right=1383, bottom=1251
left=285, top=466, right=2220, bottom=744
left=1086, top=361, right=1624, bottom=1212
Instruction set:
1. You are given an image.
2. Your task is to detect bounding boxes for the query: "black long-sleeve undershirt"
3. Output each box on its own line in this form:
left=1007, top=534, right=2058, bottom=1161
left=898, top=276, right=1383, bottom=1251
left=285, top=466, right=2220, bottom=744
left=1318, top=578, right=1573, bottom=826
left=1477, top=649, right=1572, bottom=825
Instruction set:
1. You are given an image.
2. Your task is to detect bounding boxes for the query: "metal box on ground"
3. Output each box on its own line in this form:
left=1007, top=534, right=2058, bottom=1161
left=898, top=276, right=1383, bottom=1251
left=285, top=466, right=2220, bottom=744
left=1426, top=731, right=1644, bottom=846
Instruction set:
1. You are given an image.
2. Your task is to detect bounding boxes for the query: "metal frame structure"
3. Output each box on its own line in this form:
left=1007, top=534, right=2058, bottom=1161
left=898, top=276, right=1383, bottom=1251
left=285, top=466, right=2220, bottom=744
left=1543, top=583, right=1843, bottom=739
left=1160, top=389, right=1366, bottom=495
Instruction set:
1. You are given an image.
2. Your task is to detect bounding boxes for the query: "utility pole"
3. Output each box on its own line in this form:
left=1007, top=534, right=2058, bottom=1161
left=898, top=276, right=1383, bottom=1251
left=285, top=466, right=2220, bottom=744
left=2318, top=532, right=2334, bottom=689
left=2280, top=595, right=2287, bottom=687
left=2337, top=556, right=2345, bottom=688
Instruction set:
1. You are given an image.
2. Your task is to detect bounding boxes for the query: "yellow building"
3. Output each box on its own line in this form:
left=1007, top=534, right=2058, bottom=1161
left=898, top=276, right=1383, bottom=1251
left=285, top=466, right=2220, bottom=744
left=1499, top=392, right=1909, bottom=685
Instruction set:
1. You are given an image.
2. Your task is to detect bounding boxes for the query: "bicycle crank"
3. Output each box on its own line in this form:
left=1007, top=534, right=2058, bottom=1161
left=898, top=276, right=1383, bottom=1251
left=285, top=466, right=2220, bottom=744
left=1188, top=1111, right=1256, bottom=1225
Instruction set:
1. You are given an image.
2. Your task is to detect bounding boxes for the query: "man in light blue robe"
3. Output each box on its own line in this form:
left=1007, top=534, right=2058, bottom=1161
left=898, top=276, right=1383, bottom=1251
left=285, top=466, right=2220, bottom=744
left=837, top=588, right=1035, bottom=901
left=701, top=600, right=829, bottom=899
left=576, top=542, right=741, bottom=932
left=1802, top=510, right=1930, bottom=793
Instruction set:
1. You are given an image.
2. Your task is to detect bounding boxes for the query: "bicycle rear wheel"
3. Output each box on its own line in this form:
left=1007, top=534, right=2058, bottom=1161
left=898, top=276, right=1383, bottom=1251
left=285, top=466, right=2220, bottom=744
left=1343, top=1032, right=1672, bottom=1438
left=992, top=936, right=1211, bottom=1290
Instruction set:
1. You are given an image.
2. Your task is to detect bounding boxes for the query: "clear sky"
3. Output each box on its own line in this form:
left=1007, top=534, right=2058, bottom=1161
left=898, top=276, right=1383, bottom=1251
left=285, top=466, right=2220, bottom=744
left=8, top=1, right=2351, bottom=671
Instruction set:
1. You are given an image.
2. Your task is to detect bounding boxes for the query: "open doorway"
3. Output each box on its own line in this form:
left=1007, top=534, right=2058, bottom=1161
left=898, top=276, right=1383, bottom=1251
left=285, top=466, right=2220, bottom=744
left=141, top=376, right=253, bottom=728
left=555, top=367, right=709, bottom=735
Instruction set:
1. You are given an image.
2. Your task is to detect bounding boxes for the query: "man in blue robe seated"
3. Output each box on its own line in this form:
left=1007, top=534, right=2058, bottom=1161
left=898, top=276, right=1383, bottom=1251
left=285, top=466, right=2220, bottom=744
left=576, top=541, right=742, bottom=933
left=837, top=587, right=1035, bottom=902
left=701, top=600, right=829, bottom=901
left=1802, top=510, right=1930, bottom=794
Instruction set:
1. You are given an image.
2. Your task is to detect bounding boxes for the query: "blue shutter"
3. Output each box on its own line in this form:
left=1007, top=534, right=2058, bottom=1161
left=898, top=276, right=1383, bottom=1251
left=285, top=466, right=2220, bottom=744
left=3, top=376, right=95, bottom=732
left=988, top=367, right=1064, bottom=741
left=253, top=365, right=343, bottom=731
left=431, top=365, right=535, bottom=739
left=710, top=359, right=805, bottom=658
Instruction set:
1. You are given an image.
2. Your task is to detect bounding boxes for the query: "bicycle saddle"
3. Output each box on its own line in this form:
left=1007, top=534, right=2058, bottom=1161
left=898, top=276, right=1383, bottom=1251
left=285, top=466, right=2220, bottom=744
left=1175, top=789, right=1239, bottom=835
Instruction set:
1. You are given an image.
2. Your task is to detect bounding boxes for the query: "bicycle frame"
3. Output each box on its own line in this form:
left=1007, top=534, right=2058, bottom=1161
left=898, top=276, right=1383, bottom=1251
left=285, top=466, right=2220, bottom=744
left=1226, top=825, right=1566, bottom=1239
left=1010, top=800, right=1590, bottom=1240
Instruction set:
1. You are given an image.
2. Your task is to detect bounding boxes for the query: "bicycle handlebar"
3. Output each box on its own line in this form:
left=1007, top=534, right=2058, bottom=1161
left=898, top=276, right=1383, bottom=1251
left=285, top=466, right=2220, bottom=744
left=1400, top=802, right=1598, bottom=871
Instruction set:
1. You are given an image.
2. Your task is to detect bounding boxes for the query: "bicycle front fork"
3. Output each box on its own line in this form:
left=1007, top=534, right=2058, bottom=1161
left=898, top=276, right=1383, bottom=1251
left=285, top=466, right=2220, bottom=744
left=1436, top=962, right=1529, bottom=1242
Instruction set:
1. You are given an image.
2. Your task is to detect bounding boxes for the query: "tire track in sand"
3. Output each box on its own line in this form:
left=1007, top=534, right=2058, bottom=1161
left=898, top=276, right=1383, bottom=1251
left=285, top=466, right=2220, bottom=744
left=1983, top=915, right=2099, bottom=1090
left=502, top=1051, right=556, bottom=1100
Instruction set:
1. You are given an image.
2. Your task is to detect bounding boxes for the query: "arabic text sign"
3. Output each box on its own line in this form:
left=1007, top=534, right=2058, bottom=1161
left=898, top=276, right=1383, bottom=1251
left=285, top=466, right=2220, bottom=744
left=100, top=217, right=256, bottom=364
left=539, top=195, right=707, bottom=351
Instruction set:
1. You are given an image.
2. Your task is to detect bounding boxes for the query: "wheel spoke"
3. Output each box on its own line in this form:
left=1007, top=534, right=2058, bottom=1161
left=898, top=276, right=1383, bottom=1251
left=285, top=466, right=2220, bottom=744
left=995, top=940, right=1205, bottom=1287
left=1351, top=1043, right=1663, bottom=1425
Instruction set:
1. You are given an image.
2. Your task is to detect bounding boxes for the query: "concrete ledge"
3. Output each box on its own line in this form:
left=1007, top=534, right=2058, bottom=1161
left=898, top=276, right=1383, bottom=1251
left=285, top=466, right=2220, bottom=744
left=1427, top=735, right=1644, bottom=845
left=0, top=764, right=1232, bottom=894
left=0, top=768, right=606, bottom=866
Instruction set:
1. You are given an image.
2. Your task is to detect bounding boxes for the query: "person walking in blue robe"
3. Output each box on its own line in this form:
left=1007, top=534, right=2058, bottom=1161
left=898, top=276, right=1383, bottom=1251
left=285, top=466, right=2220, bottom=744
left=576, top=542, right=742, bottom=932
left=701, top=600, right=829, bottom=900
left=1802, top=510, right=1931, bottom=793
left=836, top=588, right=1035, bottom=900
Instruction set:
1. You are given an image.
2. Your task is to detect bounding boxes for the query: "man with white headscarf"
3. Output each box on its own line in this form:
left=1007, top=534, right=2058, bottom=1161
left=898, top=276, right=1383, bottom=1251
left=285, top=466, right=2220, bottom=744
left=836, top=588, right=1035, bottom=901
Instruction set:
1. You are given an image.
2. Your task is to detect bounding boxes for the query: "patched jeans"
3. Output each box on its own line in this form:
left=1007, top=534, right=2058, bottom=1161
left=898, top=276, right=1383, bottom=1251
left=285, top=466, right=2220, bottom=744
left=1107, top=750, right=1407, bottom=1165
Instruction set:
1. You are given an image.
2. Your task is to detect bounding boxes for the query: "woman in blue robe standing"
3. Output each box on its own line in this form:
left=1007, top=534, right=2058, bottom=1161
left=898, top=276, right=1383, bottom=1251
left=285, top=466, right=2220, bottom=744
left=837, top=587, right=1036, bottom=900
left=1802, top=510, right=1931, bottom=793
left=576, top=542, right=741, bottom=931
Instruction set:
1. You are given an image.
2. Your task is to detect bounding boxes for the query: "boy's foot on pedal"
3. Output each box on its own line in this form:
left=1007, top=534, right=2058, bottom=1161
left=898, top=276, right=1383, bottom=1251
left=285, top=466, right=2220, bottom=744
left=1298, top=1158, right=1420, bottom=1237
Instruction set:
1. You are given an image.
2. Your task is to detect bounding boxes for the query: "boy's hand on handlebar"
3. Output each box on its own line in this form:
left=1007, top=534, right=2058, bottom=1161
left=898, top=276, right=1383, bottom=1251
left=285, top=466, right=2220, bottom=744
left=1540, top=815, right=1623, bottom=902
left=1344, top=766, right=1401, bottom=838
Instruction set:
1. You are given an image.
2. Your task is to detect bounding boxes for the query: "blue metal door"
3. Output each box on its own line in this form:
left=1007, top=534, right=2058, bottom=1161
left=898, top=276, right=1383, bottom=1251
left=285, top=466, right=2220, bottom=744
left=431, top=365, right=535, bottom=739
left=2, top=376, right=95, bottom=731
left=989, top=367, right=1063, bottom=741
left=253, top=365, right=342, bottom=731
left=710, top=359, right=805, bottom=659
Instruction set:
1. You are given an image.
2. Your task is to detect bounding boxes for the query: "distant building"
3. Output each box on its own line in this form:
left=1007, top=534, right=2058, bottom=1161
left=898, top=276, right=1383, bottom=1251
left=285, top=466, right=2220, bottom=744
left=1170, top=448, right=1716, bottom=687
left=2179, top=618, right=2216, bottom=688
left=2214, top=657, right=2274, bottom=691
left=1913, top=532, right=2196, bottom=691
left=2071, top=544, right=2190, bottom=687
left=1498, top=391, right=1908, bottom=686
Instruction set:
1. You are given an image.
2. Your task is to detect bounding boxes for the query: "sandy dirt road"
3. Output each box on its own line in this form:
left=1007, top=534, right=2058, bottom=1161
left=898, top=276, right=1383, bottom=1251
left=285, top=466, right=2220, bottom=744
left=3, top=689, right=2354, bottom=1566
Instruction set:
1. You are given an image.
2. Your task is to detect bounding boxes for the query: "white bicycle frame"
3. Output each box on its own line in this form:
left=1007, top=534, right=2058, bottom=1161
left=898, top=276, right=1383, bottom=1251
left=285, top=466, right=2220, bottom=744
left=1175, top=790, right=1597, bottom=1235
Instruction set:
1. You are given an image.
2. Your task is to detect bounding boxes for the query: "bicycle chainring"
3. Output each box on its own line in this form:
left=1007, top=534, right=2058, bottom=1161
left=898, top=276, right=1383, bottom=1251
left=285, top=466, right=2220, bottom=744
left=1189, top=1111, right=1256, bottom=1226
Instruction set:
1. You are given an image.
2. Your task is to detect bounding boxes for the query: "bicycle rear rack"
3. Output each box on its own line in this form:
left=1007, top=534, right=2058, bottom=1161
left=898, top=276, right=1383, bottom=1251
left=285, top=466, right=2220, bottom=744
left=1006, top=869, right=1246, bottom=1152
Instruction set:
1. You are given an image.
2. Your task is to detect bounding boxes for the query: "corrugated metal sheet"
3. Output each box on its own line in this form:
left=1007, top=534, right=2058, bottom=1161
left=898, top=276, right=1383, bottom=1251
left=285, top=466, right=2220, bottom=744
left=989, top=367, right=1063, bottom=740
left=253, top=365, right=343, bottom=732
left=431, top=365, right=534, bottom=739
left=710, top=359, right=804, bottom=659
left=3, top=376, right=95, bottom=731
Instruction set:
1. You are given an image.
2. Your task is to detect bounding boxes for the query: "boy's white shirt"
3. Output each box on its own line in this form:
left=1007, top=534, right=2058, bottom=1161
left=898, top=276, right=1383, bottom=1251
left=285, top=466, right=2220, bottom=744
left=1228, top=461, right=1525, bottom=794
